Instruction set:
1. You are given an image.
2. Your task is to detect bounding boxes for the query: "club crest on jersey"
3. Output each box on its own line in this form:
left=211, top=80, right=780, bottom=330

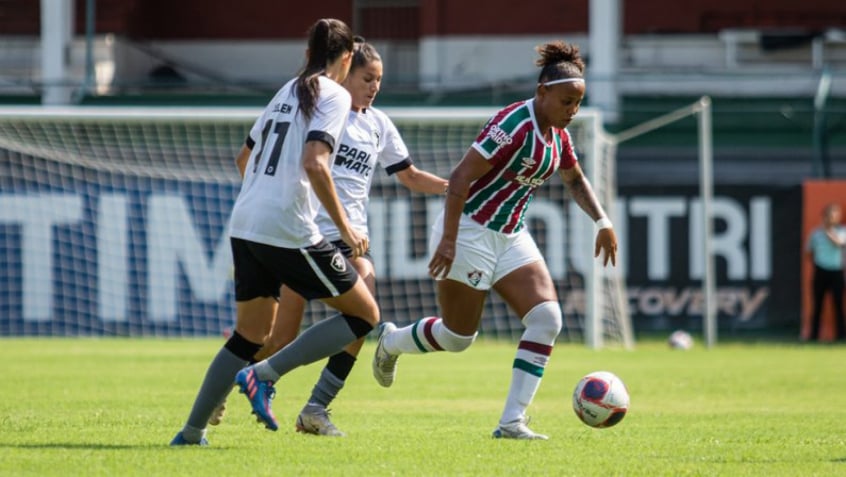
left=520, top=157, right=536, bottom=169
left=486, top=124, right=513, bottom=147
left=467, top=270, right=483, bottom=287
left=331, top=252, right=347, bottom=273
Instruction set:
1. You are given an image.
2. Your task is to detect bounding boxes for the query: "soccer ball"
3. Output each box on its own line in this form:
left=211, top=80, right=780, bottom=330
left=572, top=371, right=629, bottom=428
left=668, top=330, right=693, bottom=350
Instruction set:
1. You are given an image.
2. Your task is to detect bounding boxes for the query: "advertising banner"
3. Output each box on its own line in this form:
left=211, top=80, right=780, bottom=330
left=0, top=153, right=804, bottom=336
left=619, top=184, right=802, bottom=335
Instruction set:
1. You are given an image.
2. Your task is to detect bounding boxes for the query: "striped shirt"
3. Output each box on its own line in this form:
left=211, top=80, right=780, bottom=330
left=466, top=99, right=578, bottom=233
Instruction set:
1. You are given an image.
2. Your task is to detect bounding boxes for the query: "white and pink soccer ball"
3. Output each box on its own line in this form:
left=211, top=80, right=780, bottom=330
left=572, top=371, right=630, bottom=428
left=668, top=330, right=694, bottom=350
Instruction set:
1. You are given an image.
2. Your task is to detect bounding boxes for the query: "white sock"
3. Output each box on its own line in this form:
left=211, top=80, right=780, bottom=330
left=384, top=317, right=475, bottom=354
left=500, top=302, right=561, bottom=424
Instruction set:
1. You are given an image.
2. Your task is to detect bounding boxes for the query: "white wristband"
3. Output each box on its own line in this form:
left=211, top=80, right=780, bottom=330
left=595, top=217, right=613, bottom=230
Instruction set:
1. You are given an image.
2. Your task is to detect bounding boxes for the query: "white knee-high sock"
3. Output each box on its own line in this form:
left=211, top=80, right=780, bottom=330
left=500, top=302, right=562, bottom=425
left=383, top=317, right=476, bottom=354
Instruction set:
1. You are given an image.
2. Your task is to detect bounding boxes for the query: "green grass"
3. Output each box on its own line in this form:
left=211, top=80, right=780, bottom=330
left=2, top=338, right=845, bottom=476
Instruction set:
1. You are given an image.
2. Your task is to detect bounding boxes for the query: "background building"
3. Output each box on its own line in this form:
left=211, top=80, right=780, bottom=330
left=2, top=1, right=845, bottom=101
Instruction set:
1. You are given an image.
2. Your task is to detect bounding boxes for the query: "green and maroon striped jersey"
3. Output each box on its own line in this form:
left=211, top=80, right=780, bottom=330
left=465, top=99, right=578, bottom=233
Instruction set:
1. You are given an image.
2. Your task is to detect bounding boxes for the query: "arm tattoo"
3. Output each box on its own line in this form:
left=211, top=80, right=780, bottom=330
left=567, top=175, right=605, bottom=221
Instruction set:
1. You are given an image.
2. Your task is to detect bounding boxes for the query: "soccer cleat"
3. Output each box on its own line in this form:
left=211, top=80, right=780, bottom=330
left=492, top=417, right=549, bottom=440
left=372, top=322, right=398, bottom=387
left=295, top=404, right=345, bottom=437
left=169, top=431, right=209, bottom=446
left=235, top=367, right=279, bottom=431
left=208, top=400, right=226, bottom=426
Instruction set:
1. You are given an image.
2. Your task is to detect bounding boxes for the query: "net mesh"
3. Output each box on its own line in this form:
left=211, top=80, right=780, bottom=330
left=0, top=106, right=632, bottom=346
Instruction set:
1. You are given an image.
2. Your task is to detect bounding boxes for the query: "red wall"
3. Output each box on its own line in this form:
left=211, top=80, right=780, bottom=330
left=419, top=0, right=587, bottom=36
left=0, top=0, right=351, bottom=39
left=2, top=0, right=844, bottom=38
left=126, top=0, right=352, bottom=39
left=421, top=0, right=846, bottom=35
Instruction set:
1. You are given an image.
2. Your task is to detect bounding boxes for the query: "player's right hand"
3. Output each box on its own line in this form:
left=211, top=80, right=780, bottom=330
left=428, top=238, right=456, bottom=279
left=341, top=228, right=369, bottom=259
left=594, top=227, right=618, bottom=267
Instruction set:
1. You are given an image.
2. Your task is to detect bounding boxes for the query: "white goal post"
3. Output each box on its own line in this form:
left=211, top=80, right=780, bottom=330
left=0, top=104, right=634, bottom=348
left=607, top=96, right=716, bottom=348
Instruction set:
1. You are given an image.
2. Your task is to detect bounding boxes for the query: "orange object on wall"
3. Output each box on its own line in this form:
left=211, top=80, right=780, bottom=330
left=801, top=180, right=846, bottom=341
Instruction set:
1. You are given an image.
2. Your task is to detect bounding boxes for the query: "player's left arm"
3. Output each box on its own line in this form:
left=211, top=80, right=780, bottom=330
left=559, top=163, right=618, bottom=266
left=395, top=165, right=449, bottom=195
left=381, top=114, right=449, bottom=195
left=234, top=144, right=251, bottom=179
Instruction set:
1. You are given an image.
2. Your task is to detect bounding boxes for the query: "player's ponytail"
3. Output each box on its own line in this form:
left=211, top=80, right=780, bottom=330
left=296, top=18, right=354, bottom=120
left=535, top=41, right=585, bottom=84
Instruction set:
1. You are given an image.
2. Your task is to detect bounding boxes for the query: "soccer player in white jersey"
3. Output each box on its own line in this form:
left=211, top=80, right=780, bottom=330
left=170, top=18, right=381, bottom=446
left=371, top=41, right=619, bottom=440
left=209, top=38, right=449, bottom=436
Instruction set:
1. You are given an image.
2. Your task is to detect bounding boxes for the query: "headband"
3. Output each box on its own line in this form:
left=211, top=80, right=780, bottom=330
left=540, top=78, right=585, bottom=86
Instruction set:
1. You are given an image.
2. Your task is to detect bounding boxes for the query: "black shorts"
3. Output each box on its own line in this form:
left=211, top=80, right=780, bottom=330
left=231, top=237, right=359, bottom=301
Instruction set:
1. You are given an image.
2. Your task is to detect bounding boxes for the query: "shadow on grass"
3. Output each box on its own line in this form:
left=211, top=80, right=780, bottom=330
left=0, top=442, right=217, bottom=450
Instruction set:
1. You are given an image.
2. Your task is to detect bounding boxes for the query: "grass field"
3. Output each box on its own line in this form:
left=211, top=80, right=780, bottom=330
left=2, top=337, right=846, bottom=476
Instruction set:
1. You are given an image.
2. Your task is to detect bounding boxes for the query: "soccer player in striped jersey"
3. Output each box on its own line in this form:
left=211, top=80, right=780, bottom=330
left=170, top=19, right=380, bottom=446
left=210, top=37, right=448, bottom=436
left=372, top=41, right=619, bottom=440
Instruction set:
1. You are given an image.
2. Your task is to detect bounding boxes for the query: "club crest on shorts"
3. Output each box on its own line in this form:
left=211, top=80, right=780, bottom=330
left=331, top=252, right=347, bottom=273
left=467, top=270, right=483, bottom=287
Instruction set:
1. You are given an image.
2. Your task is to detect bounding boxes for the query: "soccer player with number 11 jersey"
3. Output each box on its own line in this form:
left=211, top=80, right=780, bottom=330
left=171, top=18, right=380, bottom=446
left=209, top=37, right=449, bottom=436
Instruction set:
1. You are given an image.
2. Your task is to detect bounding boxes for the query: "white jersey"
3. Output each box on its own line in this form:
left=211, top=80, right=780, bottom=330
left=314, top=107, right=412, bottom=241
left=229, top=76, right=352, bottom=248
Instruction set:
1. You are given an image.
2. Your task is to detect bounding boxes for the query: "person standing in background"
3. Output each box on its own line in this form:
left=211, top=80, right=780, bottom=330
left=805, top=203, right=846, bottom=342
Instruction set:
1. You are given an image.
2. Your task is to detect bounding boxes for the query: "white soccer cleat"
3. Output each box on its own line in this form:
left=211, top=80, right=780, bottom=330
left=492, top=417, right=549, bottom=440
left=295, top=404, right=345, bottom=437
left=372, top=322, right=398, bottom=387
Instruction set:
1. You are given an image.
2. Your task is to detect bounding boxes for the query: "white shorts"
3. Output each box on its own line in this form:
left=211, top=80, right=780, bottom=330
left=429, top=210, right=544, bottom=290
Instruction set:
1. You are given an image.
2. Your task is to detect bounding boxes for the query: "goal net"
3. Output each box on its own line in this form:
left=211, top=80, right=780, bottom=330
left=0, top=105, right=633, bottom=348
